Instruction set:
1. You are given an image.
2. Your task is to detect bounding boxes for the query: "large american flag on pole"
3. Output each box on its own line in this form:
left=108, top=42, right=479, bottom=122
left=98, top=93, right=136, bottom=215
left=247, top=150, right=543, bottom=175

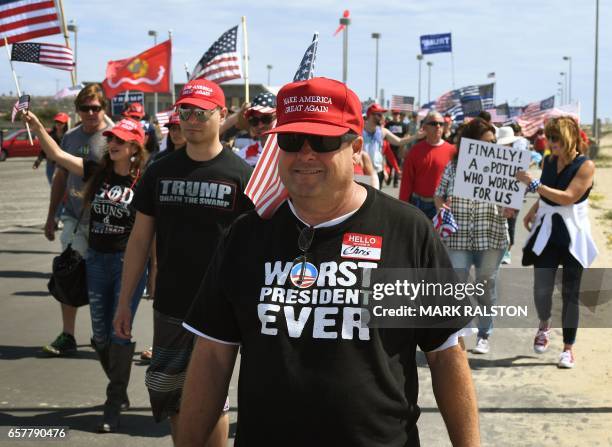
left=190, top=25, right=241, bottom=83
left=516, top=96, right=555, bottom=137
left=423, top=83, right=495, bottom=122
left=390, top=95, right=414, bottom=112
left=11, top=42, right=73, bottom=71
left=245, top=33, right=319, bottom=218
left=0, top=0, right=61, bottom=46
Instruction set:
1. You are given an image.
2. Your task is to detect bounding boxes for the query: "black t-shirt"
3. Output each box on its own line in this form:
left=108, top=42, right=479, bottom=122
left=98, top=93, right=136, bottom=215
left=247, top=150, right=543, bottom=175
left=84, top=160, right=139, bottom=253
left=385, top=120, right=408, bottom=150
left=184, top=185, right=471, bottom=447
left=134, top=147, right=253, bottom=318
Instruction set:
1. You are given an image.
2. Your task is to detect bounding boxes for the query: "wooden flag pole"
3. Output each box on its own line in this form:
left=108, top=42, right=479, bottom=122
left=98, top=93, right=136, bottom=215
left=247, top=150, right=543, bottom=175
left=56, top=0, right=76, bottom=87
left=168, top=30, right=175, bottom=105
left=241, top=16, right=250, bottom=103
left=3, top=36, right=33, bottom=145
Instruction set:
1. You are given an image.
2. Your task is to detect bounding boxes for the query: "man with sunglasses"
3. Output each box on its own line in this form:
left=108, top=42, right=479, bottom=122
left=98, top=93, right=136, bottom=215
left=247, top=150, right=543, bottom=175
left=399, top=111, right=457, bottom=219
left=179, top=77, right=479, bottom=447
left=113, top=78, right=252, bottom=446
left=42, top=83, right=112, bottom=356
left=238, top=92, right=276, bottom=166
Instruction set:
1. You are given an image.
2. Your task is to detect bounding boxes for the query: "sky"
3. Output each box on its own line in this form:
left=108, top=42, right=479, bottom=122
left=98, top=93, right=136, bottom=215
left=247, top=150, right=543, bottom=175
left=1, top=0, right=610, bottom=124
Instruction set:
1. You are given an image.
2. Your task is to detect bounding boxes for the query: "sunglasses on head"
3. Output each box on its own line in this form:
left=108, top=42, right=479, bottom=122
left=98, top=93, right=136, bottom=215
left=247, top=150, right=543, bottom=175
left=426, top=121, right=445, bottom=127
left=79, top=105, right=103, bottom=113
left=178, top=107, right=217, bottom=122
left=277, top=132, right=357, bottom=153
left=106, top=135, right=127, bottom=145
left=248, top=115, right=274, bottom=127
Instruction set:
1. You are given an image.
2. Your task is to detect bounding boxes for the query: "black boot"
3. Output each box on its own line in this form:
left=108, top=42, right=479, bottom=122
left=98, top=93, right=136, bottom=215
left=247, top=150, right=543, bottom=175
left=97, top=342, right=135, bottom=433
left=91, top=338, right=129, bottom=411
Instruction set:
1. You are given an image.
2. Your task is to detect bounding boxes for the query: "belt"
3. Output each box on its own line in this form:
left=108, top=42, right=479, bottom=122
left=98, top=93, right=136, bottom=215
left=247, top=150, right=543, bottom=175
left=411, top=193, right=434, bottom=203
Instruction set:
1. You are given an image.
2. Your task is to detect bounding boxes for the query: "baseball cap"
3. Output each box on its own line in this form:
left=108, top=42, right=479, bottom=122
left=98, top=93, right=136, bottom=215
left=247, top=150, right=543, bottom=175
left=103, top=119, right=145, bottom=145
left=53, top=112, right=69, bottom=124
left=245, top=91, right=277, bottom=117
left=174, top=79, right=225, bottom=110
left=264, top=77, right=363, bottom=136
left=164, top=112, right=180, bottom=128
left=367, top=103, right=387, bottom=116
left=123, top=102, right=145, bottom=120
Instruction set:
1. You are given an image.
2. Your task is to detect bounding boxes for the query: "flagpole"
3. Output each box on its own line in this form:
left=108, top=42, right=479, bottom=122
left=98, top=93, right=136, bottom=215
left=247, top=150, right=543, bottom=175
left=241, top=16, right=250, bottom=103
left=168, top=30, right=175, bottom=105
left=184, top=63, right=190, bottom=81
left=3, top=36, right=33, bottom=145
left=56, top=0, right=76, bottom=87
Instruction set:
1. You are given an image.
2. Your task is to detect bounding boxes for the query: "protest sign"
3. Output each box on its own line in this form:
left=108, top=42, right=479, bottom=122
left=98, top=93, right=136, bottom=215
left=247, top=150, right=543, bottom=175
left=453, top=138, right=530, bottom=209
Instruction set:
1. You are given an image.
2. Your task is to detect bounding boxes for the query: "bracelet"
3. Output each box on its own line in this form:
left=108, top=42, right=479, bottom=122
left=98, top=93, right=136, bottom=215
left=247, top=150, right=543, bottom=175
left=527, top=179, right=541, bottom=193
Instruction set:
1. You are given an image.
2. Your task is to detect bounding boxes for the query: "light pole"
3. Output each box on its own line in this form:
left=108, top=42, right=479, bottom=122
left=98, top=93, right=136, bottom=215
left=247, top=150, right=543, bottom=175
left=426, top=61, right=433, bottom=104
left=560, top=72, right=566, bottom=104
left=148, top=30, right=158, bottom=115
left=557, top=82, right=564, bottom=104
left=563, top=56, right=572, bottom=103
left=371, top=32, right=380, bottom=103
left=67, top=20, right=77, bottom=84
left=416, top=54, right=423, bottom=107
left=339, top=15, right=351, bottom=83
left=266, top=64, right=273, bottom=86
left=593, top=0, right=599, bottom=144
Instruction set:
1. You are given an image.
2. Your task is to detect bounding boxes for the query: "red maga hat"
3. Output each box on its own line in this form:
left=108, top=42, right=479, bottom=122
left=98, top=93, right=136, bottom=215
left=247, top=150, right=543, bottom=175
left=123, top=102, right=145, bottom=120
left=174, top=79, right=225, bottom=110
left=164, top=112, right=180, bottom=127
left=53, top=112, right=69, bottom=124
left=366, top=103, right=387, bottom=116
left=103, top=119, right=145, bottom=145
left=265, top=77, right=363, bottom=136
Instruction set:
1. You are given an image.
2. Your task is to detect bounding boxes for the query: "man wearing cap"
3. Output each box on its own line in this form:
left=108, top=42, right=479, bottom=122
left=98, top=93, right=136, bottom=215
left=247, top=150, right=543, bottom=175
left=364, top=103, right=422, bottom=187
left=33, top=112, right=70, bottom=183
left=42, top=83, right=112, bottom=356
left=399, top=111, right=457, bottom=220
left=113, top=78, right=253, bottom=446
left=123, top=102, right=145, bottom=122
left=238, top=92, right=276, bottom=166
left=385, top=109, right=409, bottom=187
left=179, top=77, right=479, bottom=447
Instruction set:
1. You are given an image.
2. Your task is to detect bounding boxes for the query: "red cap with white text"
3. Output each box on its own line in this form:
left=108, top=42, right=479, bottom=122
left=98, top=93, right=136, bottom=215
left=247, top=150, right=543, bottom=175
left=174, top=79, right=225, bottom=110
left=103, top=119, right=145, bottom=145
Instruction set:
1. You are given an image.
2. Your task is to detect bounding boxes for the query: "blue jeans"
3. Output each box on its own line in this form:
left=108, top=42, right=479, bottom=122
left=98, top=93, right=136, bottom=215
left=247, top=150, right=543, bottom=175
left=409, top=196, right=436, bottom=220
left=447, top=248, right=505, bottom=338
left=86, top=248, right=146, bottom=346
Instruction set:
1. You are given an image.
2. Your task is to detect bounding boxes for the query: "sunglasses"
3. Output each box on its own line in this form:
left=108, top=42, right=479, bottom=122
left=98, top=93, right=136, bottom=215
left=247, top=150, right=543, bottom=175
left=106, top=135, right=127, bottom=145
left=546, top=134, right=560, bottom=143
left=178, top=107, right=217, bottom=122
left=277, top=132, right=356, bottom=153
left=248, top=115, right=274, bottom=127
left=293, top=225, right=315, bottom=287
left=426, top=121, right=445, bottom=127
left=78, top=105, right=103, bottom=113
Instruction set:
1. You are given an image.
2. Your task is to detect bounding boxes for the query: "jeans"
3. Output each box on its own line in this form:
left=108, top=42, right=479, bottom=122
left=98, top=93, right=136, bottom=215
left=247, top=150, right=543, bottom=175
left=447, top=248, right=505, bottom=338
left=409, top=196, right=437, bottom=220
left=87, top=248, right=146, bottom=346
left=533, top=242, right=583, bottom=345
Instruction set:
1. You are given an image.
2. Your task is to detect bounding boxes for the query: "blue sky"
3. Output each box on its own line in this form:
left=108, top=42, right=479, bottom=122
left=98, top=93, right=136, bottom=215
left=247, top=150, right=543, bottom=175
left=2, top=0, right=610, bottom=124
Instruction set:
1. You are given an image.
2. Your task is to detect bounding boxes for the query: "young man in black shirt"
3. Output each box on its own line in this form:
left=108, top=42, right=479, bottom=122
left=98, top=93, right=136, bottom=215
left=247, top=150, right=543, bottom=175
left=179, top=77, right=480, bottom=447
left=113, top=79, right=253, bottom=446
left=385, top=109, right=409, bottom=187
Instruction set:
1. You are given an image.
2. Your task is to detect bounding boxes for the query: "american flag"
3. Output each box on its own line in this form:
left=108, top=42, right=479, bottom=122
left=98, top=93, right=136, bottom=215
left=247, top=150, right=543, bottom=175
left=0, top=0, right=61, bottom=46
left=11, top=42, right=73, bottom=71
left=190, top=25, right=241, bottom=83
left=245, top=33, right=319, bottom=218
left=155, top=110, right=172, bottom=136
left=432, top=207, right=458, bottom=239
left=11, top=94, right=30, bottom=122
left=425, top=83, right=495, bottom=123
left=516, top=96, right=555, bottom=137
left=390, top=95, right=414, bottom=112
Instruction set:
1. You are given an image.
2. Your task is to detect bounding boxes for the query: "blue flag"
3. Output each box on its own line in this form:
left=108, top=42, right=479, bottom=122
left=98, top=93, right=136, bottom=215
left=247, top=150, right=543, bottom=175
left=420, top=33, right=452, bottom=54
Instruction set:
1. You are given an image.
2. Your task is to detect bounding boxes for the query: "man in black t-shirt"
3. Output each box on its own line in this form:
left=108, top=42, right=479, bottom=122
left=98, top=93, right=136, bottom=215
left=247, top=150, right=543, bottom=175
left=385, top=109, right=409, bottom=187
left=178, top=77, right=480, bottom=447
left=113, top=79, right=253, bottom=446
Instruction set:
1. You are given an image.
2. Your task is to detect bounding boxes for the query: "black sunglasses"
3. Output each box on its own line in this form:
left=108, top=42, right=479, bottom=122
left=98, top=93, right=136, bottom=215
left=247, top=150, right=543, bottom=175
left=546, top=134, right=560, bottom=143
left=79, top=105, right=103, bottom=113
left=248, top=115, right=274, bottom=127
left=426, top=121, right=445, bottom=127
left=293, top=226, right=315, bottom=286
left=277, top=132, right=356, bottom=153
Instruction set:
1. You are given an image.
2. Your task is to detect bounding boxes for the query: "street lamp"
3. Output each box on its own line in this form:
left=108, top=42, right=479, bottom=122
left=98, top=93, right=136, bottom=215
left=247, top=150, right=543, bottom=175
left=148, top=30, right=158, bottom=115
left=593, top=0, right=600, bottom=143
left=559, top=72, right=566, bottom=104
left=416, top=54, right=423, bottom=108
left=67, top=20, right=78, bottom=83
left=563, top=56, right=572, bottom=103
left=371, top=33, right=381, bottom=103
left=426, top=61, right=433, bottom=104
left=266, top=64, right=273, bottom=86
left=339, top=15, right=351, bottom=83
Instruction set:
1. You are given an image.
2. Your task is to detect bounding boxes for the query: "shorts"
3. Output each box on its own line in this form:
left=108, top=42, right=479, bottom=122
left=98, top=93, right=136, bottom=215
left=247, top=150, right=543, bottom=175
left=59, top=215, right=89, bottom=258
left=145, top=310, right=229, bottom=422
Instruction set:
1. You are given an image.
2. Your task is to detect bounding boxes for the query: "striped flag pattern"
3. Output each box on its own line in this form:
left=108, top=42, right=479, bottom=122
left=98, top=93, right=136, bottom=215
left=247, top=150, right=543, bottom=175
left=245, top=33, right=319, bottom=218
left=423, top=83, right=495, bottom=123
left=432, top=207, right=458, bottom=238
left=11, top=94, right=29, bottom=122
left=190, top=25, right=241, bottom=84
left=390, top=95, right=415, bottom=112
left=155, top=110, right=172, bottom=136
left=11, top=42, right=73, bottom=71
left=516, top=96, right=555, bottom=137
left=0, top=0, right=61, bottom=46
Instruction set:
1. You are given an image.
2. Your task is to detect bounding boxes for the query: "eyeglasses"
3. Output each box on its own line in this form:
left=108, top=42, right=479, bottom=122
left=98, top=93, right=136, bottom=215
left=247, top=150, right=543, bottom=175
left=178, top=107, right=217, bottom=122
left=248, top=115, right=274, bottom=127
left=293, top=225, right=315, bottom=286
left=426, top=121, right=445, bottom=127
left=277, top=132, right=356, bottom=153
left=106, top=135, right=127, bottom=145
left=78, top=105, right=103, bottom=113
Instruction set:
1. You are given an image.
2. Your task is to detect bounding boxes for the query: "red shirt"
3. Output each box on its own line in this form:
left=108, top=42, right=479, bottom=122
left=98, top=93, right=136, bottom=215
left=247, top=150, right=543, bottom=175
left=399, top=140, right=456, bottom=202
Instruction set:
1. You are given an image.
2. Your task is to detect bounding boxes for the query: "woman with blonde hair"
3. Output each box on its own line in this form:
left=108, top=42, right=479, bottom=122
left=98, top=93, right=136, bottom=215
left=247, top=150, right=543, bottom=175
left=517, top=116, right=597, bottom=369
left=24, top=111, right=148, bottom=431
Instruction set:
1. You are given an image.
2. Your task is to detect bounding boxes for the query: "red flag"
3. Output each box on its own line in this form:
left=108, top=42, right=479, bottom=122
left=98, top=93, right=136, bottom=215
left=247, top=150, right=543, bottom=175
left=333, top=10, right=350, bottom=36
left=102, top=40, right=171, bottom=98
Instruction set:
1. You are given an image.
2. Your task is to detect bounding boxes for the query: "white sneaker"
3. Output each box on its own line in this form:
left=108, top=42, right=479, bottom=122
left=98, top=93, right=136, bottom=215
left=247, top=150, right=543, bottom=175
left=558, top=350, right=575, bottom=369
left=501, top=250, right=511, bottom=265
left=533, top=329, right=550, bottom=354
left=472, top=337, right=490, bottom=354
